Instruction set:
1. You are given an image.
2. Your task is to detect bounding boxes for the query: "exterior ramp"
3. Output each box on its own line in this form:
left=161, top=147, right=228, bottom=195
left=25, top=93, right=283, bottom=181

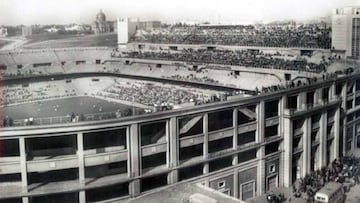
left=238, top=108, right=256, bottom=120
left=180, top=116, right=202, bottom=135
left=150, top=128, right=167, bottom=143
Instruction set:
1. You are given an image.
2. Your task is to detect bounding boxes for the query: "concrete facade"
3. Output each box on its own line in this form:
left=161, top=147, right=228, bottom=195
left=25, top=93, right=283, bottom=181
left=332, top=6, right=360, bottom=58
left=0, top=70, right=359, bottom=203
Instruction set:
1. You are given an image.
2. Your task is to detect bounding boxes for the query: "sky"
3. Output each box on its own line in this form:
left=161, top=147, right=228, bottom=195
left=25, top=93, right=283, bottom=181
left=0, top=0, right=359, bottom=25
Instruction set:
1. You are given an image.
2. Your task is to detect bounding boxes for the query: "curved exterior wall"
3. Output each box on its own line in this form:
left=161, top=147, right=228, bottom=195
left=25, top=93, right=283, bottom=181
left=1, top=71, right=360, bottom=203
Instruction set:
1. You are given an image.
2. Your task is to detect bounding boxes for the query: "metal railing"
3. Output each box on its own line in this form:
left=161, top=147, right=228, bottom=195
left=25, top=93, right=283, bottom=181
left=10, top=109, right=145, bottom=127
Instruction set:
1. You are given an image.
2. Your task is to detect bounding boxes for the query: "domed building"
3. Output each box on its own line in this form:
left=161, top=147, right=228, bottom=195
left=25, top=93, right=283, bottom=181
left=91, top=10, right=115, bottom=35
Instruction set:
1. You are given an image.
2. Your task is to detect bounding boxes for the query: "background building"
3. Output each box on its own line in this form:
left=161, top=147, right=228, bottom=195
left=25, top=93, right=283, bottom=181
left=117, top=18, right=161, bottom=47
left=332, top=6, right=360, bottom=58
left=92, top=10, right=115, bottom=35
left=22, top=26, right=32, bottom=37
left=0, top=26, right=8, bottom=37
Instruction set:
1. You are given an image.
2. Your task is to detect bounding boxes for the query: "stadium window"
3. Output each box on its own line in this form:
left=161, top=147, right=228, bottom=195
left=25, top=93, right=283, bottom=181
left=284, top=73, right=291, bottom=81
left=269, top=164, right=276, bottom=173
left=17, top=64, right=23, bottom=69
left=96, top=59, right=101, bottom=64
left=76, top=60, right=86, bottom=65
left=235, top=71, right=240, bottom=76
left=125, top=60, right=130, bottom=65
left=156, top=64, right=162, bottom=68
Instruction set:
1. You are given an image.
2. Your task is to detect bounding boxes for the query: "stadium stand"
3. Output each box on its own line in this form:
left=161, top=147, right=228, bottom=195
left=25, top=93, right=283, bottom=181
left=118, top=49, right=330, bottom=73
left=130, top=23, right=331, bottom=49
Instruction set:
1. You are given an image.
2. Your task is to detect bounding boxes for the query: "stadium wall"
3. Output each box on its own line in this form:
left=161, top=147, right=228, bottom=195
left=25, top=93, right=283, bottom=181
left=1, top=72, right=360, bottom=203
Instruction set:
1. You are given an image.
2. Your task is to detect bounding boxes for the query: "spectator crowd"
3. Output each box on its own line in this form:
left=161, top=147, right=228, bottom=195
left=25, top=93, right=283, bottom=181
left=2, top=83, right=77, bottom=106
left=98, top=80, right=228, bottom=109
left=131, top=23, right=331, bottom=49
left=293, top=156, right=360, bottom=202
left=121, top=49, right=329, bottom=73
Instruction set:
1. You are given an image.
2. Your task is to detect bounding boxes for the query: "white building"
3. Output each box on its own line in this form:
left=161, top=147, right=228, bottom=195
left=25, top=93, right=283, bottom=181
left=117, top=18, right=139, bottom=48
left=332, top=6, right=360, bottom=58
left=46, top=27, right=59, bottom=33
left=22, top=26, right=32, bottom=37
left=0, top=26, right=8, bottom=37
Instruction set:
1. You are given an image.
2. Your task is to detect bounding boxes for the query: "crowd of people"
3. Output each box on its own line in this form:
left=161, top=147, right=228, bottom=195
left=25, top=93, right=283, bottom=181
left=293, top=156, right=360, bottom=201
left=121, top=49, right=329, bottom=73
left=98, top=80, right=225, bottom=109
left=258, top=70, right=354, bottom=95
left=131, top=23, right=331, bottom=49
left=163, top=74, right=220, bottom=85
left=2, top=83, right=77, bottom=106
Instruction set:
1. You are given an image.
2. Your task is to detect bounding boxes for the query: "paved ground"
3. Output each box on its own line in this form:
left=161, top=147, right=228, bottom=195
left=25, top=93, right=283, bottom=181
left=345, top=184, right=360, bottom=203
left=3, top=96, right=136, bottom=120
left=247, top=187, right=306, bottom=203
left=123, top=183, right=241, bottom=203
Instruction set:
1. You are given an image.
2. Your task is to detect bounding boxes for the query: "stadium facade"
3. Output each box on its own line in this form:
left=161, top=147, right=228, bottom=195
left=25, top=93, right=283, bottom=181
left=0, top=47, right=359, bottom=203
left=0, top=5, right=360, bottom=203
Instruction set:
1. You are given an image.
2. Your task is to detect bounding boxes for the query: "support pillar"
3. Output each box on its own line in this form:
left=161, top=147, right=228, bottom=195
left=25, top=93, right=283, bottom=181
left=77, top=132, right=86, bottom=203
left=302, top=117, right=311, bottom=176
left=233, top=108, right=238, bottom=165
left=233, top=108, right=239, bottom=198
left=319, top=111, right=327, bottom=168
left=168, top=117, right=178, bottom=184
left=342, top=83, right=348, bottom=155
left=297, top=92, right=307, bottom=110
left=129, top=124, right=140, bottom=197
left=19, top=137, right=28, bottom=203
left=282, top=117, right=293, bottom=187
left=256, top=101, right=265, bottom=195
left=203, top=113, right=209, bottom=186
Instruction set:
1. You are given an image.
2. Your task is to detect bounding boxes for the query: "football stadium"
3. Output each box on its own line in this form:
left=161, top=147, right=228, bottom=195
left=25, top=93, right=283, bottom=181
left=0, top=6, right=360, bottom=203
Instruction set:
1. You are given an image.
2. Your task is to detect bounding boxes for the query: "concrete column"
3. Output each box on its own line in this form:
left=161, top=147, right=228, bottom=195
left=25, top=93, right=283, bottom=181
left=319, top=111, right=327, bottom=168
left=352, top=124, right=356, bottom=150
left=168, top=117, right=178, bottom=184
left=203, top=113, right=209, bottom=186
left=22, top=197, right=29, bottom=203
left=234, top=169, right=239, bottom=199
left=129, top=124, right=140, bottom=197
left=278, top=97, right=285, bottom=187
left=282, top=117, right=293, bottom=187
left=302, top=117, right=311, bottom=176
left=315, top=88, right=323, bottom=105
left=19, top=137, right=28, bottom=203
left=297, top=92, right=307, bottom=110
left=233, top=108, right=238, bottom=165
left=19, top=137, right=28, bottom=192
left=77, top=132, right=86, bottom=203
left=342, top=83, right=348, bottom=156
left=330, top=83, right=336, bottom=101
left=353, top=81, right=356, bottom=104
left=256, top=101, right=265, bottom=195
left=233, top=108, right=239, bottom=198
left=333, top=107, right=341, bottom=159
left=256, top=101, right=265, bottom=143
